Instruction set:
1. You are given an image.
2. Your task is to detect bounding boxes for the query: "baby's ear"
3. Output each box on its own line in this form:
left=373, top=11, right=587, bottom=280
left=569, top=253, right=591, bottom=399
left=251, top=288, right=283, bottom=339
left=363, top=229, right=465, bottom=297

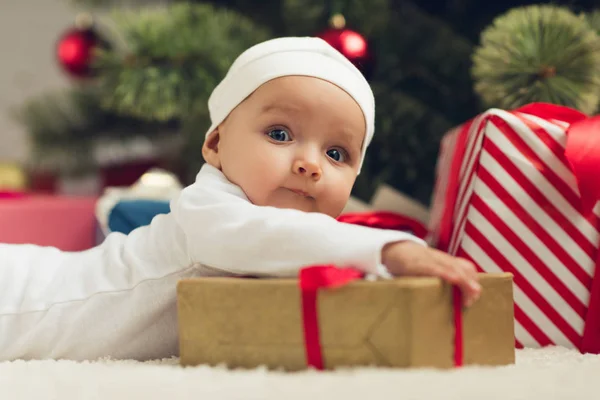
left=202, top=128, right=221, bottom=169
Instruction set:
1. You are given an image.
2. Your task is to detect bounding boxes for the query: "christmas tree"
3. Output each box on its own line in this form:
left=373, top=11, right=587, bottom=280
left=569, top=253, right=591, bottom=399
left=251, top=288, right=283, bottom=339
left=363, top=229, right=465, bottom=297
left=16, top=0, right=480, bottom=205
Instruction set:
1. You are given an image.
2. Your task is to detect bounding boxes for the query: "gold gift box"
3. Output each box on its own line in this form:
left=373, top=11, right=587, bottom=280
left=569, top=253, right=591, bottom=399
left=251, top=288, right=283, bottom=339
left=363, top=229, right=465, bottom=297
left=177, top=273, right=515, bottom=370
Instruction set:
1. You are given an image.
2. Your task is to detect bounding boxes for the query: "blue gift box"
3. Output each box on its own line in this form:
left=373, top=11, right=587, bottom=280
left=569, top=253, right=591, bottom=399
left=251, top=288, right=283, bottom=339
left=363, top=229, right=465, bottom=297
left=107, top=199, right=171, bottom=235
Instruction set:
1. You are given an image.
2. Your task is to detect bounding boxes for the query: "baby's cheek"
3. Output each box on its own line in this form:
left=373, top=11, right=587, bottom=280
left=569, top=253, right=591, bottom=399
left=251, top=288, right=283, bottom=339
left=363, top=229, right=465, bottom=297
left=319, top=187, right=352, bottom=217
left=336, top=177, right=356, bottom=214
left=245, top=168, right=282, bottom=204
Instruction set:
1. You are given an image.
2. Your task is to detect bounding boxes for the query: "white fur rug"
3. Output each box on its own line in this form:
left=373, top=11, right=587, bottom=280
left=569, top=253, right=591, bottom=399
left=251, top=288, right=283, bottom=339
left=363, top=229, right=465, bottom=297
left=1, top=347, right=597, bottom=400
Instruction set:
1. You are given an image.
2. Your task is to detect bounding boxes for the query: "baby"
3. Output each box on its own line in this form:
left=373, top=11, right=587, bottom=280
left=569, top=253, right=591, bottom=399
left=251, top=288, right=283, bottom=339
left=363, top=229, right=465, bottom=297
left=0, top=37, right=480, bottom=362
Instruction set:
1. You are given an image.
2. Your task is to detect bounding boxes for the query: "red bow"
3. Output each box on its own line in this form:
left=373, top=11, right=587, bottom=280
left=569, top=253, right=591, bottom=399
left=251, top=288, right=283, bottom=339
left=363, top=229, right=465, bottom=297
left=299, top=265, right=464, bottom=369
left=337, top=211, right=428, bottom=239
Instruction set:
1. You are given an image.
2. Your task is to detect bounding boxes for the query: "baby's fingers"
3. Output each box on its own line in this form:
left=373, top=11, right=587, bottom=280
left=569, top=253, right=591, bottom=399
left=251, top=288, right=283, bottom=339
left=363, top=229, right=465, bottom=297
left=434, top=257, right=481, bottom=307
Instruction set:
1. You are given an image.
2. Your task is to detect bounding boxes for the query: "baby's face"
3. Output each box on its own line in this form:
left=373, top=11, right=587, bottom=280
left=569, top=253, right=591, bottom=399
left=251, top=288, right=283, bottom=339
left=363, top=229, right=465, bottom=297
left=205, top=76, right=365, bottom=217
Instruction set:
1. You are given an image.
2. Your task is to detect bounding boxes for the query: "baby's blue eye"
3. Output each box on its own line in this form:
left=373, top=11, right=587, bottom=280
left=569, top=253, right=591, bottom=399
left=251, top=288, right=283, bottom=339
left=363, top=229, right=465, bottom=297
left=268, top=129, right=291, bottom=142
left=327, top=148, right=345, bottom=162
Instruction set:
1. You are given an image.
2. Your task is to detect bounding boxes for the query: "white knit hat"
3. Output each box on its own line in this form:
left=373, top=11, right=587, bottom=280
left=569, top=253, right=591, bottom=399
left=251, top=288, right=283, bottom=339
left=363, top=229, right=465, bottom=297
left=205, top=36, right=375, bottom=174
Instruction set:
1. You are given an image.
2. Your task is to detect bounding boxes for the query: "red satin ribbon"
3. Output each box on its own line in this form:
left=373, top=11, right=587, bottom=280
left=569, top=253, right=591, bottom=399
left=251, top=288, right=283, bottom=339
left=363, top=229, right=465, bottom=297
left=337, top=211, right=428, bottom=239
left=299, top=266, right=363, bottom=370
left=299, top=265, right=464, bottom=369
left=453, top=286, right=463, bottom=366
left=436, top=102, right=600, bottom=353
left=515, top=103, right=587, bottom=125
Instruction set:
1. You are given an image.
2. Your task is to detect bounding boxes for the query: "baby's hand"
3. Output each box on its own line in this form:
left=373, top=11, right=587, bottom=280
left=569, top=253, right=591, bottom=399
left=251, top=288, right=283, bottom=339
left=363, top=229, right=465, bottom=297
left=381, top=241, right=482, bottom=307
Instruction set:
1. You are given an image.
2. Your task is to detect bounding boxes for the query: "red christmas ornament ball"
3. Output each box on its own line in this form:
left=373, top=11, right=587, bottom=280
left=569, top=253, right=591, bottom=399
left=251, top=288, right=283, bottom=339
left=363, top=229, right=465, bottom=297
left=318, top=27, right=374, bottom=78
left=56, top=26, right=102, bottom=78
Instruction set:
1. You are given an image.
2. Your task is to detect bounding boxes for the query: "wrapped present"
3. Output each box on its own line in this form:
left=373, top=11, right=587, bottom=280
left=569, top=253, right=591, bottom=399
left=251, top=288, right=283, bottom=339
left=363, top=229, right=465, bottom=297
left=0, top=195, right=98, bottom=251
left=177, top=268, right=515, bottom=370
left=95, top=168, right=182, bottom=238
left=428, top=103, right=600, bottom=353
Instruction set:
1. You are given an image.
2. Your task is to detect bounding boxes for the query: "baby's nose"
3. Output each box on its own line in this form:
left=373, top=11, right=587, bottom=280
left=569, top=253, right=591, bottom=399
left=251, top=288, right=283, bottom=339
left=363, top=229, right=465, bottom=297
left=292, top=159, right=322, bottom=181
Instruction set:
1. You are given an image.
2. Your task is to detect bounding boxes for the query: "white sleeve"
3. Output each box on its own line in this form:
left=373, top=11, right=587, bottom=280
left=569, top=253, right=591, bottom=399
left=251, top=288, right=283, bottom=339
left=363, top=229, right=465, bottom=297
left=171, top=169, right=426, bottom=278
left=0, top=211, right=195, bottom=362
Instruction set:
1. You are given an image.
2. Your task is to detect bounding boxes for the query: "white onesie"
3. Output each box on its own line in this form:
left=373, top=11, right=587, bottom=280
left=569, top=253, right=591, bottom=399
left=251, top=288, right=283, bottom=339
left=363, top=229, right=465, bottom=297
left=0, top=163, right=424, bottom=361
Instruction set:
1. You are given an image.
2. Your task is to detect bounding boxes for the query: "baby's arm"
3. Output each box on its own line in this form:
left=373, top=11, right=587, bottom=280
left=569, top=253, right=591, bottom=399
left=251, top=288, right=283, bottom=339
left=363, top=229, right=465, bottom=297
left=172, top=167, right=481, bottom=305
left=0, top=210, right=194, bottom=361
left=171, top=170, right=424, bottom=278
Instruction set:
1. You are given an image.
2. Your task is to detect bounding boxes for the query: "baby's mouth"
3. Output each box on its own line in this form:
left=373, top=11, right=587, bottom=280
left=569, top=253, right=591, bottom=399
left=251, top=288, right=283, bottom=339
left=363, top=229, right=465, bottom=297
left=288, top=188, right=313, bottom=199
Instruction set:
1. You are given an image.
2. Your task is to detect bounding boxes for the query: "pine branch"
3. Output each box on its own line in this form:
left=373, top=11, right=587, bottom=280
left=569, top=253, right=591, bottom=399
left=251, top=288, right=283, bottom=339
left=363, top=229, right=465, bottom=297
left=13, top=87, right=180, bottom=176
left=67, top=0, right=161, bottom=8
left=377, top=2, right=477, bottom=123
left=472, top=5, right=600, bottom=114
left=587, top=9, right=600, bottom=32
left=94, top=3, right=270, bottom=122
left=353, top=84, right=454, bottom=204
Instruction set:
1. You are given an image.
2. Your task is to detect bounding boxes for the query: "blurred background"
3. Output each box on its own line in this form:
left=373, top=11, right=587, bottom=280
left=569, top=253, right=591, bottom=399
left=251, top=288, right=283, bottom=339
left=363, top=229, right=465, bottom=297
left=2, top=0, right=600, bottom=206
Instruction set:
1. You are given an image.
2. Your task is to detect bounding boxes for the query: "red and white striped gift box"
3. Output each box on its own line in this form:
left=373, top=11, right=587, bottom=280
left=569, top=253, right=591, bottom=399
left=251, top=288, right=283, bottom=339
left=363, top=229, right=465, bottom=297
left=428, top=103, right=600, bottom=353
left=427, top=125, right=462, bottom=246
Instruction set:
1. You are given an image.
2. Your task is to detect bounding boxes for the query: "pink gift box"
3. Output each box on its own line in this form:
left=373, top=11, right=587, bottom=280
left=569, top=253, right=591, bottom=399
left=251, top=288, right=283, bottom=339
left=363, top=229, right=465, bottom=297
left=0, top=195, right=98, bottom=251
